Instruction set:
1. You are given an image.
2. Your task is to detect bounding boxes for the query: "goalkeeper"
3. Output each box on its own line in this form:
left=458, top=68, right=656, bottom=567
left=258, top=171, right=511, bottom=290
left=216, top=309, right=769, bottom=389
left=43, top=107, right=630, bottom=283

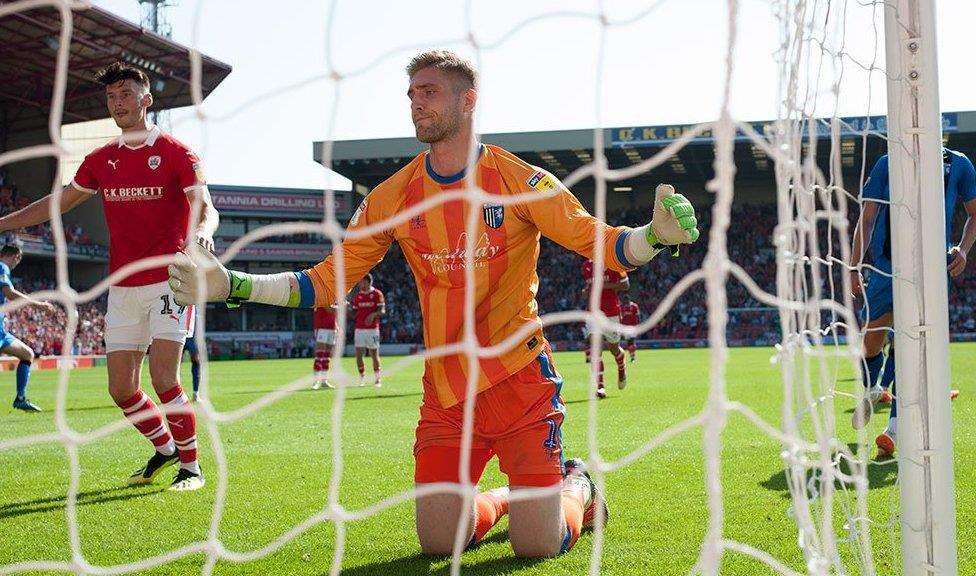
left=168, top=50, right=700, bottom=558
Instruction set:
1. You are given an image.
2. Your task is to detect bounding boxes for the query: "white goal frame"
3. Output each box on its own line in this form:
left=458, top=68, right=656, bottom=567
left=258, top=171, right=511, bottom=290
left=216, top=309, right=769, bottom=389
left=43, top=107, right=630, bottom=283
left=884, top=1, right=957, bottom=574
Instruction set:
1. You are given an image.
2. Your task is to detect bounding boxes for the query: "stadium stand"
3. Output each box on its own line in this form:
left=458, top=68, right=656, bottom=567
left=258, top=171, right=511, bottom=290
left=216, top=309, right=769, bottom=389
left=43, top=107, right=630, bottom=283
left=4, top=194, right=976, bottom=360
left=0, top=3, right=231, bottom=365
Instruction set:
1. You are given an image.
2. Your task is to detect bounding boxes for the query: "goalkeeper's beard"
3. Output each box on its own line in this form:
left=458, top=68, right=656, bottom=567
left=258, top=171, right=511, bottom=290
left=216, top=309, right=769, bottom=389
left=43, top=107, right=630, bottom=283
left=415, top=104, right=464, bottom=144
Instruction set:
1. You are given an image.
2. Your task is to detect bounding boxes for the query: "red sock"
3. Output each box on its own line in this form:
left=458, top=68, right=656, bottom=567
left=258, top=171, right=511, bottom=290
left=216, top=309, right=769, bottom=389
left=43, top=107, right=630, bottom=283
left=314, top=350, right=329, bottom=373
left=358, top=364, right=365, bottom=377
left=117, top=389, right=174, bottom=453
left=473, top=490, right=509, bottom=543
left=628, top=343, right=636, bottom=355
left=560, top=489, right=585, bottom=553
left=158, top=385, right=198, bottom=470
left=613, top=350, right=625, bottom=371
left=597, top=360, right=605, bottom=387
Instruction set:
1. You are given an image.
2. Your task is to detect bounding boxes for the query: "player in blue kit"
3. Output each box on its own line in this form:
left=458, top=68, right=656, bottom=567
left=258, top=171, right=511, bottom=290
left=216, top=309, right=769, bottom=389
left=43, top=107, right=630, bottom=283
left=183, top=334, right=202, bottom=402
left=849, top=148, right=976, bottom=457
left=0, top=244, right=57, bottom=412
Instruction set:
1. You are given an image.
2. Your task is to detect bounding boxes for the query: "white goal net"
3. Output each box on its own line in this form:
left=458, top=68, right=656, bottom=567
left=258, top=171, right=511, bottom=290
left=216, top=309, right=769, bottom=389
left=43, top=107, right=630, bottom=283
left=0, top=0, right=957, bottom=575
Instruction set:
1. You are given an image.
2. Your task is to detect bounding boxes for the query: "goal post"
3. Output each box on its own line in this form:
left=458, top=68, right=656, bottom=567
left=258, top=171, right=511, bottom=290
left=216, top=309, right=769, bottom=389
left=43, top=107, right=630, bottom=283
left=883, top=1, right=958, bottom=574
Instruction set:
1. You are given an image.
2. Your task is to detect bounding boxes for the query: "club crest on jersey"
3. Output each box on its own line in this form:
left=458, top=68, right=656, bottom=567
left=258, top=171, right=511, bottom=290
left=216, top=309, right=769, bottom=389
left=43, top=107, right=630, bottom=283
left=148, top=155, right=162, bottom=170
left=483, top=204, right=504, bottom=229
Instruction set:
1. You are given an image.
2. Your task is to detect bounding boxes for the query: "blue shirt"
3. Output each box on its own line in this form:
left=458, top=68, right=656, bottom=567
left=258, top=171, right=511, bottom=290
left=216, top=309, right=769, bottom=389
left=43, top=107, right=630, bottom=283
left=0, top=262, right=12, bottom=332
left=862, top=149, right=976, bottom=272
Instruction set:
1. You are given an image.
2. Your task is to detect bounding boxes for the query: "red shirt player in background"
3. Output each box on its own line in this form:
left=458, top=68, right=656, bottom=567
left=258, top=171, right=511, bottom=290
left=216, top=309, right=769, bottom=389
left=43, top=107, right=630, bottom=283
left=0, top=62, right=218, bottom=492
left=618, top=291, right=642, bottom=363
left=350, top=273, right=385, bottom=387
left=582, top=259, right=629, bottom=398
left=311, top=306, right=337, bottom=389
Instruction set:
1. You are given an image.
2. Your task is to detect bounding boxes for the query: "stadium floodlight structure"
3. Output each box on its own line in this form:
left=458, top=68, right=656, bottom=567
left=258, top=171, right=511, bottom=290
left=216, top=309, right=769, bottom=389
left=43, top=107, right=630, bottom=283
left=884, top=1, right=957, bottom=574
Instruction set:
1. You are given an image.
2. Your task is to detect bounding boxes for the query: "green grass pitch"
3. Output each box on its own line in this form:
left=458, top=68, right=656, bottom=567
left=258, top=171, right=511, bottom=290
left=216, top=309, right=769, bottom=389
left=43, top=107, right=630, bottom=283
left=1, top=345, right=973, bottom=575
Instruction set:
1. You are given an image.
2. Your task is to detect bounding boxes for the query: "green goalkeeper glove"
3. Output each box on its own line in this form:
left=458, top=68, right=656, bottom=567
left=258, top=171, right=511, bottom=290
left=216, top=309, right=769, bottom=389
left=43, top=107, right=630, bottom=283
left=647, top=184, right=700, bottom=255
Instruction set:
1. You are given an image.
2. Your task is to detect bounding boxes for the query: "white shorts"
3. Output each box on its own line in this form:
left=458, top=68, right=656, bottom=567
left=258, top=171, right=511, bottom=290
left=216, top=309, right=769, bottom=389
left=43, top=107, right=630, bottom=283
left=105, top=281, right=195, bottom=353
left=354, top=328, right=380, bottom=350
left=315, top=329, right=336, bottom=345
left=582, top=315, right=621, bottom=345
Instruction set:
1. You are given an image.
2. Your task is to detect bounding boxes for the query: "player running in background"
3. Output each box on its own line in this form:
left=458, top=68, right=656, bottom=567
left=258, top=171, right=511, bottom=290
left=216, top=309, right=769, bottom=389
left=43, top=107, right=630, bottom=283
left=849, top=148, right=976, bottom=458
left=351, top=274, right=385, bottom=387
left=169, top=50, right=699, bottom=558
left=0, top=244, right=56, bottom=412
left=0, top=62, right=219, bottom=491
left=582, top=259, right=629, bottom=398
left=312, top=305, right=337, bottom=389
left=618, top=292, right=641, bottom=363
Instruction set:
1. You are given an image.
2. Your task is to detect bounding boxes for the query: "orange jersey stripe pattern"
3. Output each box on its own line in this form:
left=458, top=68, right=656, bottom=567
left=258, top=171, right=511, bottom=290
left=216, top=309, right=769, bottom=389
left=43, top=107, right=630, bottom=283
left=306, top=144, right=632, bottom=408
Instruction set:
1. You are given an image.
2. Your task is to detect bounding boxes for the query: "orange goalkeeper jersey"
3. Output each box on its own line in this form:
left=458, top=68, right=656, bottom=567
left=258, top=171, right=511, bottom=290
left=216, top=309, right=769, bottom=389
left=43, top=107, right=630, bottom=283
left=306, top=144, right=633, bottom=408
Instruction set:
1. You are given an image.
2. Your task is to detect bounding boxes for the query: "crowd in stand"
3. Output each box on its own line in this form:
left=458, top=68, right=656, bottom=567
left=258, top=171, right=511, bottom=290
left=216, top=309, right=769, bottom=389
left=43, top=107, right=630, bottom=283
left=2, top=189, right=976, bottom=357
left=0, top=183, right=107, bottom=258
left=345, top=204, right=782, bottom=346
left=364, top=202, right=976, bottom=349
left=3, top=277, right=106, bottom=356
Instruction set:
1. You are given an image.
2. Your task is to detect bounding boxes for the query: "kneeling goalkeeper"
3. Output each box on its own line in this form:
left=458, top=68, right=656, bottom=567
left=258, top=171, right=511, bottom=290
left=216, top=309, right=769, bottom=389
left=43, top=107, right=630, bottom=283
left=169, top=50, right=700, bottom=558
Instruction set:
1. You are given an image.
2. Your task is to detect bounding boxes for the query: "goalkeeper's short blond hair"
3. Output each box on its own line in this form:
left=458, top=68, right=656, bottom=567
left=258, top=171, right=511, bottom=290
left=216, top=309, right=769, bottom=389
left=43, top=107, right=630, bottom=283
left=406, top=50, right=478, bottom=92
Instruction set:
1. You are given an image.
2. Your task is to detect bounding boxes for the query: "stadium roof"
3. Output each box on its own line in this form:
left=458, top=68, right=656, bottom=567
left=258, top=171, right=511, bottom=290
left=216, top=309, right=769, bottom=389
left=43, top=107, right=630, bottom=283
left=0, top=2, right=231, bottom=132
left=316, top=111, right=976, bottom=195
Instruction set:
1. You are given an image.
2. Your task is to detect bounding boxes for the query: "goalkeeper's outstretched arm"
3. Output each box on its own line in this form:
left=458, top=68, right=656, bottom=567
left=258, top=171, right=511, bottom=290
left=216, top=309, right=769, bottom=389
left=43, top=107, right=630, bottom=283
left=168, top=198, right=394, bottom=309
left=521, top=178, right=700, bottom=271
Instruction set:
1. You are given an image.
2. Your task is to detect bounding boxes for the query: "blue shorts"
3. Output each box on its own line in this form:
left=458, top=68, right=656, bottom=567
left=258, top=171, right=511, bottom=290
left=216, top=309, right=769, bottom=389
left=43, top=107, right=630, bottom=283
left=0, top=331, right=20, bottom=351
left=183, top=337, right=198, bottom=356
left=860, top=269, right=893, bottom=324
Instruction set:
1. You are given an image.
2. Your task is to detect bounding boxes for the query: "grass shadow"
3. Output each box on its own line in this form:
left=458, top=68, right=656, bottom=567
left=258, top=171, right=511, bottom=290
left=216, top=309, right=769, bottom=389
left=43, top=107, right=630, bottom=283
left=563, top=397, right=614, bottom=405
left=64, top=405, right=118, bottom=413
left=346, top=392, right=422, bottom=402
left=761, top=443, right=898, bottom=496
left=0, top=485, right=165, bottom=520
left=333, top=529, right=547, bottom=576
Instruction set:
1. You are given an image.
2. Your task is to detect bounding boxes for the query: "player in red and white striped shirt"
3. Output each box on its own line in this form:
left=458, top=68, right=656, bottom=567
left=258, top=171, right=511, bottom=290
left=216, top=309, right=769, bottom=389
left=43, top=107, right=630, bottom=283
left=0, top=62, right=218, bottom=492
left=618, top=292, right=641, bottom=363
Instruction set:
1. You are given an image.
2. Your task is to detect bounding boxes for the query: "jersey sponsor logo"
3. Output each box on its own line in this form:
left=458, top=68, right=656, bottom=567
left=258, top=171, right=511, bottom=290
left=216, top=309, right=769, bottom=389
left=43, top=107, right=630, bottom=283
left=148, top=155, right=162, bottom=170
left=108, top=159, right=119, bottom=170
left=418, top=232, right=501, bottom=274
left=483, top=204, right=504, bottom=228
left=526, top=170, right=557, bottom=191
left=103, top=186, right=164, bottom=201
